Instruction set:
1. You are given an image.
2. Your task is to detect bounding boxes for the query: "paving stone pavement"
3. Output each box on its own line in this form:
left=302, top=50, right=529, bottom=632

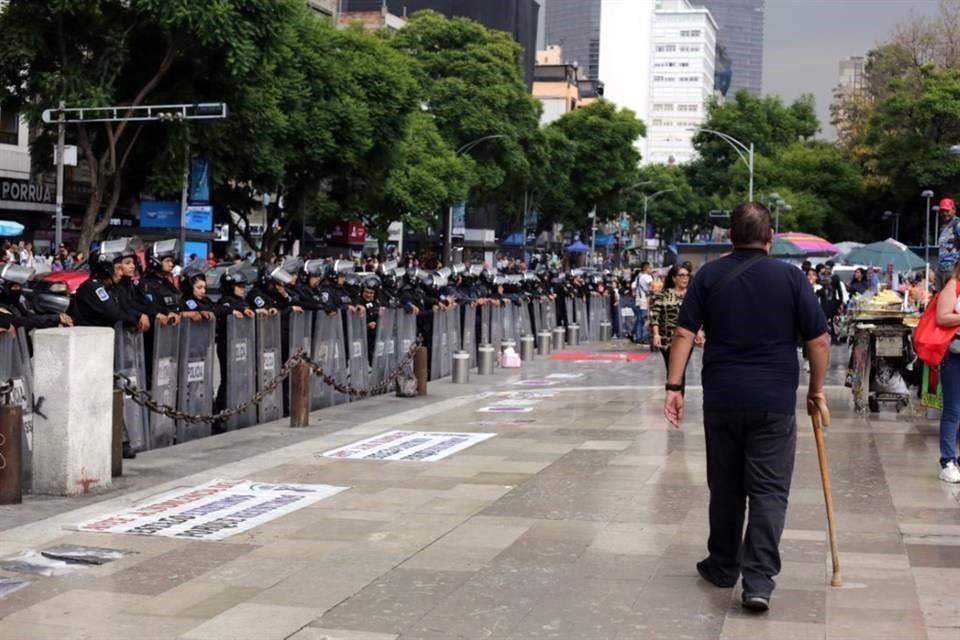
left=0, top=341, right=957, bottom=639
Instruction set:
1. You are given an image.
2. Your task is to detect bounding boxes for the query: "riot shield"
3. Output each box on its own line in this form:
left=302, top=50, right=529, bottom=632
left=518, top=302, right=532, bottom=338
left=176, top=318, right=215, bottom=443
left=395, top=308, right=417, bottom=368
left=0, top=330, right=35, bottom=486
left=149, top=322, right=180, bottom=448
left=447, top=304, right=461, bottom=353
left=371, top=307, right=396, bottom=394
left=576, top=298, right=589, bottom=342
left=287, top=310, right=313, bottom=402
left=502, top=304, right=515, bottom=345
left=224, top=316, right=257, bottom=431
left=531, top=300, right=542, bottom=335
left=544, top=298, right=557, bottom=332
left=115, top=324, right=149, bottom=452
left=347, top=308, right=370, bottom=395
left=332, top=311, right=350, bottom=406
left=564, top=298, right=574, bottom=328
left=489, top=304, right=503, bottom=348
left=461, top=304, right=477, bottom=365
left=311, top=312, right=338, bottom=409
left=589, top=296, right=601, bottom=342
left=255, top=313, right=284, bottom=423
left=430, top=311, right=442, bottom=381
left=480, top=305, right=492, bottom=345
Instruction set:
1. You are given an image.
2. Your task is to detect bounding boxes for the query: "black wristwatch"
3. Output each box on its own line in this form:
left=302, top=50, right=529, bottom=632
left=665, top=383, right=683, bottom=392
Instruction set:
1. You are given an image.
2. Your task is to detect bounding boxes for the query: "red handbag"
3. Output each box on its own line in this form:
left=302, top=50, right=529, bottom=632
left=914, top=282, right=960, bottom=365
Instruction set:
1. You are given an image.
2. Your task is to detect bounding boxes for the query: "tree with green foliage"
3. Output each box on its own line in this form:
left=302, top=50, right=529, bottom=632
left=390, top=10, right=542, bottom=217
left=688, top=91, right=819, bottom=198
left=622, top=164, right=704, bottom=239
left=0, top=0, right=306, bottom=252
left=539, top=101, right=645, bottom=235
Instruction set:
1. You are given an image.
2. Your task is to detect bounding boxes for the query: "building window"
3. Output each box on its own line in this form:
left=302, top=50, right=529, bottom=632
left=656, top=44, right=677, bottom=53
left=679, top=45, right=701, bottom=53
left=0, top=106, right=18, bottom=146
left=652, top=103, right=674, bottom=112
left=679, top=30, right=701, bottom=38
left=677, top=104, right=699, bottom=113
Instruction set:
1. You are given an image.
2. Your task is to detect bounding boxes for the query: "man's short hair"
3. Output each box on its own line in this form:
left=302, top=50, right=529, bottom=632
left=730, top=202, right=772, bottom=247
left=640, top=261, right=650, bottom=270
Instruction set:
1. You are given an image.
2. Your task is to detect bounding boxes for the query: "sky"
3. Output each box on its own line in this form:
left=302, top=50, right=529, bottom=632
left=763, top=0, right=940, bottom=138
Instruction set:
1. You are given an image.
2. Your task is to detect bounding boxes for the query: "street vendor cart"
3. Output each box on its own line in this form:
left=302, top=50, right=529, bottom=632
left=847, top=290, right=919, bottom=413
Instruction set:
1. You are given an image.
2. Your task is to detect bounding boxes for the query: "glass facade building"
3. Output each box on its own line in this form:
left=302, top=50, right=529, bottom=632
left=341, top=0, right=541, bottom=84
left=542, top=0, right=602, bottom=80
left=698, top=0, right=764, bottom=95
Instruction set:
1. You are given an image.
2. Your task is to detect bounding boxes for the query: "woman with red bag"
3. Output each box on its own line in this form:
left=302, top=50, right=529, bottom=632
left=934, top=262, right=960, bottom=483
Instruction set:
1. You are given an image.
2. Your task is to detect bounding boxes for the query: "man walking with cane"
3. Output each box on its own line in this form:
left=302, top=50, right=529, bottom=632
left=663, top=202, right=830, bottom=612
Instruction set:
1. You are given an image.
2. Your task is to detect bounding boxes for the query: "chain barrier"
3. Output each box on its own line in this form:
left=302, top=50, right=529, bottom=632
left=114, top=339, right=422, bottom=425
left=0, top=379, right=13, bottom=471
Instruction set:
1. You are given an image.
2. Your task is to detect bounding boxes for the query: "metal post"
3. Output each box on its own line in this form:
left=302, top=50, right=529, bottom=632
left=589, top=206, right=597, bottom=257
left=0, top=404, right=23, bottom=504
left=748, top=142, right=755, bottom=202
left=55, top=101, right=66, bottom=248
left=642, top=196, right=648, bottom=260
left=289, top=361, right=310, bottom=428
left=923, top=191, right=933, bottom=294
left=444, top=204, right=452, bottom=267
left=179, top=145, right=190, bottom=256
left=112, top=389, right=123, bottom=478
left=414, top=346, right=428, bottom=395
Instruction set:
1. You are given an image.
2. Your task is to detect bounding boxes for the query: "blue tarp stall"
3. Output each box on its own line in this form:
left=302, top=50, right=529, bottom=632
left=594, top=234, right=615, bottom=248
left=502, top=232, right=525, bottom=247
left=566, top=241, right=589, bottom=253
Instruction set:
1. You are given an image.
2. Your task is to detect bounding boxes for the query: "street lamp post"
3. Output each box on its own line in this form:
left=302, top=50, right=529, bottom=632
left=42, top=102, right=228, bottom=251
left=882, top=210, right=900, bottom=240
left=642, top=188, right=676, bottom=255
left=922, top=190, right=934, bottom=294
left=445, top=134, right=507, bottom=266
left=689, top=128, right=755, bottom=201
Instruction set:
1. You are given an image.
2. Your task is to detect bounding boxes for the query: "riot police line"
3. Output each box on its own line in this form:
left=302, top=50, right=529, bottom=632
left=0, top=236, right=620, bottom=484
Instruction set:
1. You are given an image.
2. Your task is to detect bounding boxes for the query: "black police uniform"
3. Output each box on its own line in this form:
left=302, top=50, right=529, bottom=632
left=142, top=271, right=183, bottom=313
left=72, top=278, right=141, bottom=328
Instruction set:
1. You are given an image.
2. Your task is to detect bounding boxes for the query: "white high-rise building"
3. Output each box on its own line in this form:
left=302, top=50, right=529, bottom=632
left=598, top=0, right=657, bottom=161
left=647, top=0, right=717, bottom=165
left=598, top=0, right=716, bottom=165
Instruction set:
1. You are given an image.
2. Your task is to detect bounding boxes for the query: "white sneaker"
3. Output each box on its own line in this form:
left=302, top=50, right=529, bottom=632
left=939, top=461, right=960, bottom=483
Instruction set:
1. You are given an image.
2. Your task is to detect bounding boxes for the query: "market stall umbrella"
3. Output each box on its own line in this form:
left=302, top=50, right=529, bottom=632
left=0, top=221, right=25, bottom=237
left=566, top=241, right=589, bottom=253
left=772, top=232, right=839, bottom=258
left=843, top=239, right=925, bottom=271
left=833, top=241, right=863, bottom=258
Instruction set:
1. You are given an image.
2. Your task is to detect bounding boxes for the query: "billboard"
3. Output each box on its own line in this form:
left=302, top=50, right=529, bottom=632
left=140, top=201, right=180, bottom=229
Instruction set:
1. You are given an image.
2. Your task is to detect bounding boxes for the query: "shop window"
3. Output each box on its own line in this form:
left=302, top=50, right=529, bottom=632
left=0, top=106, right=18, bottom=146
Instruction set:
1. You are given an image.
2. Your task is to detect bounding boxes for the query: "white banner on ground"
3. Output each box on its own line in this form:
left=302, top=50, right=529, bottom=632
left=321, top=430, right=495, bottom=462
left=75, top=480, right=347, bottom=541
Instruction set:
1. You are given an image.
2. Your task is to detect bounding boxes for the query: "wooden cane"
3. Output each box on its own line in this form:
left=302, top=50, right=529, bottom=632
left=810, top=398, right=842, bottom=587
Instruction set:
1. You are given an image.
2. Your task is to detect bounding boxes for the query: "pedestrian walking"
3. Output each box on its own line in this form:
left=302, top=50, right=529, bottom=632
left=936, top=198, right=959, bottom=291
left=651, top=264, right=699, bottom=394
left=932, top=261, right=960, bottom=483
left=631, top=262, right=654, bottom=345
left=663, top=201, right=830, bottom=612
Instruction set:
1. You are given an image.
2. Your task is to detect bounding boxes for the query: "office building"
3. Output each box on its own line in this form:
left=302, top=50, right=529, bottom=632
left=833, top=55, right=867, bottom=142
left=341, top=0, right=541, bottom=83
left=533, top=46, right=605, bottom=125
left=698, top=0, right=763, bottom=95
left=543, top=0, right=602, bottom=80
left=647, top=0, right=717, bottom=164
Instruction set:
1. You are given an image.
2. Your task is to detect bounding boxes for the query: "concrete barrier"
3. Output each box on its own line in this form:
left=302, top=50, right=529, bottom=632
left=32, top=327, right=114, bottom=496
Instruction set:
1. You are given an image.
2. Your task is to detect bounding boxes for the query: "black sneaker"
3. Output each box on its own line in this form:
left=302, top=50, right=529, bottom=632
left=696, top=559, right=738, bottom=588
left=122, top=443, right=137, bottom=460
left=742, top=593, right=770, bottom=612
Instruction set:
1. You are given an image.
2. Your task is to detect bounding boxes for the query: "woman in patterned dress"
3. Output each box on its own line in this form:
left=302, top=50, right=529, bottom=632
left=652, top=265, right=696, bottom=394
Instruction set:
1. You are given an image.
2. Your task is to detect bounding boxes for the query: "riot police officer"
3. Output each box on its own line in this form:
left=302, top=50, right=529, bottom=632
left=142, top=239, right=183, bottom=321
left=0, top=264, right=72, bottom=331
left=360, top=274, right=381, bottom=364
left=72, top=239, right=149, bottom=332
left=180, top=265, right=217, bottom=320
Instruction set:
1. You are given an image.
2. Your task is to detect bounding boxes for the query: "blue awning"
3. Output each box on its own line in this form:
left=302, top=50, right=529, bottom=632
left=502, top=232, right=525, bottom=247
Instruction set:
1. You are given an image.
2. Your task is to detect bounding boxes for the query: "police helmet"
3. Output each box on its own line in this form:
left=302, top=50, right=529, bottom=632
left=282, top=256, right=303, bottom=275
left=148, top=239, right=180, bottom=269
left=262, top=265, right=294, bottom=288
left=361, top=274, right=381, bottom=290
left=378, top=260, right=399, bottom=277
left=91, top=237, right=138, bottom=278
left=0, top=264, right=34, bottom=305
left=220, top=264, right=255, bottom=291
left=430, top=272, right=448, bottom=289
left=179, top=264, right=207, bottom=297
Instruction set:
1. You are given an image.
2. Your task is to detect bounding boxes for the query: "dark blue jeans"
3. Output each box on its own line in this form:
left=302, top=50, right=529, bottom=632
left=939, top=353, right=960, bottom=466
left=633, top=307, right=648, bottom=343
left=703, top=411, right=797, bottom=596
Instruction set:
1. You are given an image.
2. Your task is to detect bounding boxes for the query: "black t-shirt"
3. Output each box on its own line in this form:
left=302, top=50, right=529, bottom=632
left=678, top=249, right=827, bottom=414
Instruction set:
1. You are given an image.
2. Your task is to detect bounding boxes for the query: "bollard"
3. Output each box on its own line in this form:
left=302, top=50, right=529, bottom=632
left=414, top=346, right=429, bottom=396
left=567, top=323, right=580, bottom=346
left=452, top=351, right=471, bottom=384
left=537, top=332, right=552, bottom=356
left=478, top=344, right=496, bottom=375
left=289, top=361, right=311, bottom=428
left=520, top=335, right=535, bottom=362
left=552, top=327, right=565, bottom=352
left=112, top=389, right=123, bottom=479
left=600, top=321, right=612, bottom=342
left=500, top=339, right=516, bottom=354
left=0, top=404, right=23, bottom=505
